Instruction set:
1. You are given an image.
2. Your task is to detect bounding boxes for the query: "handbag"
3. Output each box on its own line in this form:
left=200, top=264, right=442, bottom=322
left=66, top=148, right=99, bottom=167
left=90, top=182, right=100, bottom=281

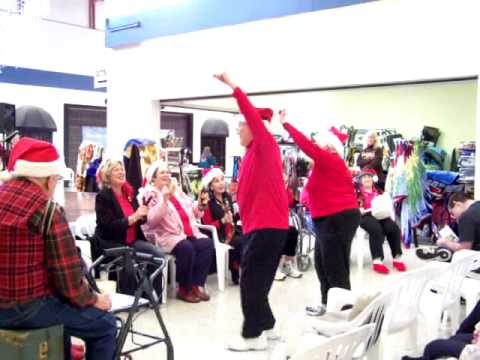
left=371, top=193, right=393, bottom=220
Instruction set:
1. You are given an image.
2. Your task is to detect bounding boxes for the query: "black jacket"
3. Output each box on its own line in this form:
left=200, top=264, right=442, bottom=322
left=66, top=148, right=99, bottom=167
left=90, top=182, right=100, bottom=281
left=357, top=146, right=385, bottom=183
left=95, top=188, right=146, bottom=246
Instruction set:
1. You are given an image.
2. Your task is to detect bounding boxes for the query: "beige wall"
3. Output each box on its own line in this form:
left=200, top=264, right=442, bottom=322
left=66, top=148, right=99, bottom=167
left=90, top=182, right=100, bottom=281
left=333, top=80, right=477, bottom=161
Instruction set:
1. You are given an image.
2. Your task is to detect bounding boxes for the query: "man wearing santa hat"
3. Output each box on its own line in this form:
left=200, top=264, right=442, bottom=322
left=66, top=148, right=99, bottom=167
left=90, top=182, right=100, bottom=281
left=0, top=137, right=117, bottom=360
left=214, top=73, right=289, bottom=352
left=279, top=110, right=360, bottom=318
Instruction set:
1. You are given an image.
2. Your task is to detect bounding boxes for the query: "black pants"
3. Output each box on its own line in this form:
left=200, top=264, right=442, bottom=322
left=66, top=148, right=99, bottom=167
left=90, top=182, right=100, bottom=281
left=417, top=300, right=480, bottom=359
left=240, top=228, right=287, bottom=338
left=283, top=227, right=298, bottom=257
left=360, top=214, right=402, bottom=261
left=313, top=209, right=360, bottom=305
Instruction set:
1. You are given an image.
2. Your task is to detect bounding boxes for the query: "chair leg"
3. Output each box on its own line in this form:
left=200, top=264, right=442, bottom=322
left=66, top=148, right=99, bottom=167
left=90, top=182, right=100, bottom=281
left=407, top=319, right=419, bottom=355
left=216, top=248, right=226, bottom=291
left=367, top=343, right=380, bottom=360
left=169, top=258, right=176, bottom=295
left=161, top=257, right=169, bottom=304
left=357, top=236, right=364, bottom=269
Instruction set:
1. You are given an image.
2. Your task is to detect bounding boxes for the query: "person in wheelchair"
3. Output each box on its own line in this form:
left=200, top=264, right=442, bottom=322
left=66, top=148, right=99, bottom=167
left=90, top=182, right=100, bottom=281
left=0, top=138, right=117, bottom=360
left=275, top=173, right=303, bottom=281
left=139, top=160, right=215, bottom=303
left=201, top=167, right=243, bottom=285
left=356, top=169, right=407, bottom=275
left=95, top=159, right=164, bottom=297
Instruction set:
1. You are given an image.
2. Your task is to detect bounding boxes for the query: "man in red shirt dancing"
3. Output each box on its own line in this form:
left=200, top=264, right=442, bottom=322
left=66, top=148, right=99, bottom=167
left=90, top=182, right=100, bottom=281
left=214, top=73, right=289, bottom=352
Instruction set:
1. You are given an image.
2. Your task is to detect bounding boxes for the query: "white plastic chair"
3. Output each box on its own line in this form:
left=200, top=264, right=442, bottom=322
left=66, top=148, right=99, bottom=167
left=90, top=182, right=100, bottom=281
left=312, top=288, right=392, bottom=360
left=195, top=223, right=232, bottom=292
left=63, top=167, right=75, bottom=189
left=421, top=250, right=480, bottom=344
left=351, top=227, right=369, bottom=269
left=290, top=324, right=375, bottom=360
left=461, top=276, right=480, bottom=315
left=383, top=264, right=442, bottom=356
left=73, top=213, right=97, bottom=239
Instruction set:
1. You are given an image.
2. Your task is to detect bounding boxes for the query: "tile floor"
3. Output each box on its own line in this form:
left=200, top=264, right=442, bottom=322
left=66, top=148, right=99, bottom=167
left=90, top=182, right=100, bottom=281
left=116, top=248, right=439, bottom=360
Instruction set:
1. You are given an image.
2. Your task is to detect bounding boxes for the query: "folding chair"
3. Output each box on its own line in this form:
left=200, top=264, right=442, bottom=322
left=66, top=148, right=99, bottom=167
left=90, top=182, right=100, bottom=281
left=88, top=247, right=173, bottom=360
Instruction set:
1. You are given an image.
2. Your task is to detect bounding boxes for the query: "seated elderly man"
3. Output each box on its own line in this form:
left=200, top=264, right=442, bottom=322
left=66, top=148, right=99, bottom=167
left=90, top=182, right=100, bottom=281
left=0, top=137, right=117, bottom=360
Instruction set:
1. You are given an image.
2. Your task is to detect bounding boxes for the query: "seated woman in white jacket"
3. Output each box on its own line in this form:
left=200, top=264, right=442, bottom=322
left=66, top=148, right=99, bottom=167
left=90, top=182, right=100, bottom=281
left=139, top=160, right=215, bottom=303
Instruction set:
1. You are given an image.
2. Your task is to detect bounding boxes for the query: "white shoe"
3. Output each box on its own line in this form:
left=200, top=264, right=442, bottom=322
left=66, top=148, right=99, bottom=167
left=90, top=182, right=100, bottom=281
left=264, top=327, right=282, bottom=341
left=282, top=261, right=303, bottom=279
left=305, top=304, right=326, bottom=317
left=274, top=269, right=287, bottom=281
left=227, top=334, right=268, bottom=352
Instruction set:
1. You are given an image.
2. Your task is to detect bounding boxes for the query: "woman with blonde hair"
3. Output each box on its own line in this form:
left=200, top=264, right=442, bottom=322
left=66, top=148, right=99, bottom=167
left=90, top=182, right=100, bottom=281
left=357, top=130, right=385, bottom=189
left=95, top=159, right=164, bottom=295
left=139, top=160, right=215, bottom=303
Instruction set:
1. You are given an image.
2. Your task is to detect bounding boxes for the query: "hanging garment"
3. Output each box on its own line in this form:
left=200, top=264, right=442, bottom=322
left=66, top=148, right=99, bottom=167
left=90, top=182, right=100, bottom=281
left=124, top=144, right=143, bottom=195
left=75, top=141, right=103, bottom=192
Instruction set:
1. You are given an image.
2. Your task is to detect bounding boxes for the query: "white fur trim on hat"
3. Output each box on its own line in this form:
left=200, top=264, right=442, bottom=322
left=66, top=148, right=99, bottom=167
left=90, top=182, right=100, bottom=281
left=236, top=114, right=272, bottom=131
left=146, top=160, right=169, bottom=184
left=312, top=130, right=344, bottom=156
left=13, top=157, right=65, bottom=178
left=201, top=168, right=224, bottom=189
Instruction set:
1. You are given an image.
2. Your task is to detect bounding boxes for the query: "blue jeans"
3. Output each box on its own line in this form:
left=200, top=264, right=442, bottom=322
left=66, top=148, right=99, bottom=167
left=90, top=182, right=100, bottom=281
left=0, top=296, right=117, bottom=360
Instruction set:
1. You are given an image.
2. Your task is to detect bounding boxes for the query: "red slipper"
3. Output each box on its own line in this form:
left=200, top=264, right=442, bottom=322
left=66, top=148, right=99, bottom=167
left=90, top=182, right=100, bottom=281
left=373, top=263, right=390, bottom=274
left=72, top=343, right=85, bottom=360
left=393, top=260, right=407, bottom=272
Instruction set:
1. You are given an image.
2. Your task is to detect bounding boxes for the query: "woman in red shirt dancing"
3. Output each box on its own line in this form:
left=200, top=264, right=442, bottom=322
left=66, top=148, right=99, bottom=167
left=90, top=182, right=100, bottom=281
left=279, top=110, right=360, bottom=316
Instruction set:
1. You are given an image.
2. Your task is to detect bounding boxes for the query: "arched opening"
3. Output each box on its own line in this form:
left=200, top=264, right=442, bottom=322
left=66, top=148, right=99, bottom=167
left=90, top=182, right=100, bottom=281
left=200, top=119, right=229, bottom=169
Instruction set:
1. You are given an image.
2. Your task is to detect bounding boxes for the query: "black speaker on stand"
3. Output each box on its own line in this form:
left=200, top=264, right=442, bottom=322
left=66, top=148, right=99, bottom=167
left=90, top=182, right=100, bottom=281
left=0, top=103, right=16, bottom=171
left=0, top=103, right=16, bottom=134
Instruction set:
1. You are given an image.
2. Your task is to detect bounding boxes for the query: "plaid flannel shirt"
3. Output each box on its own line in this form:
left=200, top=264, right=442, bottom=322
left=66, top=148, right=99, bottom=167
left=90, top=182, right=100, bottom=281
left=0, top=178, right=97, bottom=308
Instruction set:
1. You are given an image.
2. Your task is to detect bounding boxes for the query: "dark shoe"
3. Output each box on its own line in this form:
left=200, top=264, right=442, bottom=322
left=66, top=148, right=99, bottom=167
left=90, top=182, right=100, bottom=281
left=416, top=247, right=453, bottom=262
left=231, top=270, right=240, bottom=285
left=192, top=286, right=210, bottom=301
left=176, top=289, right=201, bottom=303
left=401, top=356, right=422, bottom=360
left=416, top=246, right=439, bottom=260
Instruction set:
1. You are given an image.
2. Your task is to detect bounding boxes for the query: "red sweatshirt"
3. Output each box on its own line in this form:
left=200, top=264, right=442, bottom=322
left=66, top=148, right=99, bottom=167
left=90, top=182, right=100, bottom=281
left=233, top=87, right=289, bottom=234
left=283, top=122, right=358, bottom=218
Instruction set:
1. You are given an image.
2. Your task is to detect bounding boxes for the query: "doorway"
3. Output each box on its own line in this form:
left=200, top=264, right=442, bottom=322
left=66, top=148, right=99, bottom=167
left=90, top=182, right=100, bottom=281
left=200, top=118, right=229, bottom=169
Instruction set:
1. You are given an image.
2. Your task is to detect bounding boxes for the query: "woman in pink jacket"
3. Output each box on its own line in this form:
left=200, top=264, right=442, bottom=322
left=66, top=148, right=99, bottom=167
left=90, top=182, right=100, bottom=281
left=139, top=160, right=215, bottom=303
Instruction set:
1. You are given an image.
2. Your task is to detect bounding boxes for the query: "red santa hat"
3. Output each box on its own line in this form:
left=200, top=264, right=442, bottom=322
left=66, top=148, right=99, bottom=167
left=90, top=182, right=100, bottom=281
left=1, top=137, right=65, bottom=181
left=312, top=127, right=348, bottom=156
left=358, top=169, right=379, bottom=183
left=201, top=167, right=224, bottom=189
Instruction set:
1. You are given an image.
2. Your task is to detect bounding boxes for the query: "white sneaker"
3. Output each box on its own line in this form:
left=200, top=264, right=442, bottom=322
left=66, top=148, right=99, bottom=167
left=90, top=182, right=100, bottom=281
left=264, top=327, right=282, bottom=341
left=227, top=334, right=268, bottom=352
left=305, top=304, right=326, bottom=317
left=282, top=261, right=303, bottom=279
left=274, top=269, right=287, bottom=281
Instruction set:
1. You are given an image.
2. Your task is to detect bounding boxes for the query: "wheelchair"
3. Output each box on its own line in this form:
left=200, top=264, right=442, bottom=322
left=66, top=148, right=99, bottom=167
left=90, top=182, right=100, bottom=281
left=86, top=247, right=174, bottom=360
left=291, top=205, right=316, bottom=272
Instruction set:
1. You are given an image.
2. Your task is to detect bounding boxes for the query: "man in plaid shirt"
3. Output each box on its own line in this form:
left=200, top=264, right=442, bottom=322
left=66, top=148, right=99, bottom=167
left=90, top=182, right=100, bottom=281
left=0, top=137, right=116, bottom=360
